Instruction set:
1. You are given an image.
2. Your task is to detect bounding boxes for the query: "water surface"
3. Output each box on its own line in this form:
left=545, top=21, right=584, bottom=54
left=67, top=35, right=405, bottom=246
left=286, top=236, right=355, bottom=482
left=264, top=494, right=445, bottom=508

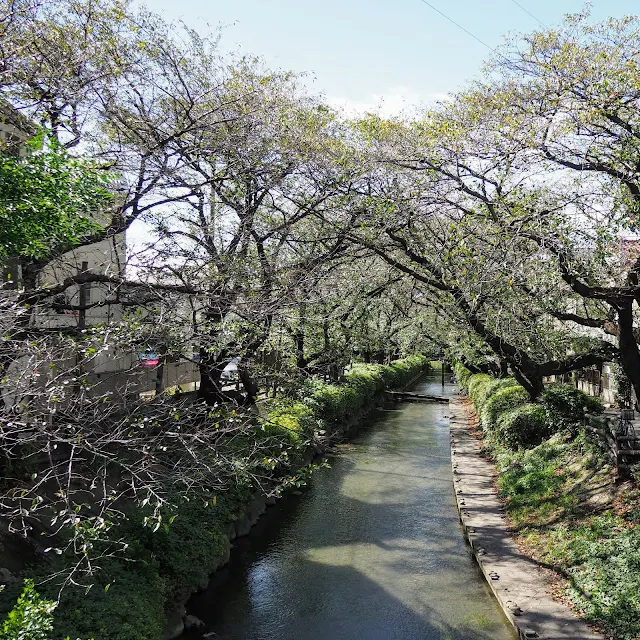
left=186, top=376, right=516, bottom=640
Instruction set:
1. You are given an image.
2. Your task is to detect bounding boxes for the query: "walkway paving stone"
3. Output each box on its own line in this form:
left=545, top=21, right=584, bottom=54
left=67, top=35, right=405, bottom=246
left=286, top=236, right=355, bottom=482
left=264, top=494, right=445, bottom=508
left=449, top=397, right=604, bottom=640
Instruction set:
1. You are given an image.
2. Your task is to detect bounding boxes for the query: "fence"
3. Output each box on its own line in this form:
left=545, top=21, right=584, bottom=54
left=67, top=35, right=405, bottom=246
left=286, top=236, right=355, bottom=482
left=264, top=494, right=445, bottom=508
left=586, top=408, right=640, bottom=478
left=544, top=363, right=617, bottom=405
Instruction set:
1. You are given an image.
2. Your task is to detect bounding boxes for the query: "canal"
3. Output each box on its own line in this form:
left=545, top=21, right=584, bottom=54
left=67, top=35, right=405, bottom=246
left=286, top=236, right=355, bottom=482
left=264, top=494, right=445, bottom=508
left=185, top=375, right=516, bottom=640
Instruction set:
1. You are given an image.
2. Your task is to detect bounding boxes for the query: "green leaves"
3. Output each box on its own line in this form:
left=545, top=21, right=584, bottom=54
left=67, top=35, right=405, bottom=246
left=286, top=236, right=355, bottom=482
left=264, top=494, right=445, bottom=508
left=0, top=580, right=55, bottom=640
left=0, top=141, right=113, bottom=259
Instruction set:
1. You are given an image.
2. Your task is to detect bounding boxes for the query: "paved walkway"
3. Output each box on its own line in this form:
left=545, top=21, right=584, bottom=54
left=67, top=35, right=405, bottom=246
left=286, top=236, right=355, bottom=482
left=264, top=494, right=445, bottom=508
left=449, top=398, right=603, bottom=640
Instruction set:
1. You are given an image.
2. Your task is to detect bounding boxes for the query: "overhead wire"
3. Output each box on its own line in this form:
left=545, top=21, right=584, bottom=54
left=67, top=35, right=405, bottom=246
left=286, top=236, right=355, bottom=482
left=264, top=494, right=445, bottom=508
left=416, top=0, right=549, bottom=64
left=416, top=0, right=497, bottom=53
left=509, top=0, right=548, bottom=28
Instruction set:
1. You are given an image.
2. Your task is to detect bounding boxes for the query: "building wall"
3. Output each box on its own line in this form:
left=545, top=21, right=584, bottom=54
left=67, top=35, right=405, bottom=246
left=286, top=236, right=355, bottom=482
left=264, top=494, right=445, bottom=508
left=0, top=101, right=36, bottom=157
left=545, top=362, right=618, bottom=406
left=0, top=101, right=200, bottom=399
left=37, top=234, right=125, bottom=319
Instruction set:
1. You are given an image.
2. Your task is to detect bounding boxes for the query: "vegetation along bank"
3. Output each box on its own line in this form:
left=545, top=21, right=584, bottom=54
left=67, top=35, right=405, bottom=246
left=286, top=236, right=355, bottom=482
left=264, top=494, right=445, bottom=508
left=5, top=1, right=640, bottom=638
left=0, top=356, right=429, bottom=640
left=454, top=363, right=640, bottom=640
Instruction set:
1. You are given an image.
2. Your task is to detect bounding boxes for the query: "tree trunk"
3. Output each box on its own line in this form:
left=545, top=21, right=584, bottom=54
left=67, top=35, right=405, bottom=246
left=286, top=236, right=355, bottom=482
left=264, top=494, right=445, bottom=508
left=197, top=347, right=229, bottom=405
left=235, top=317, right=272, bottom=404
left=293, top=330, right=307, bottom=371
left=617, top=301, right=640, bottom=407
left=511, top=366, right=544, bottom=401
left=155, top=345, right=167, bottom=396
left=238, top=362, right=259, bottom=405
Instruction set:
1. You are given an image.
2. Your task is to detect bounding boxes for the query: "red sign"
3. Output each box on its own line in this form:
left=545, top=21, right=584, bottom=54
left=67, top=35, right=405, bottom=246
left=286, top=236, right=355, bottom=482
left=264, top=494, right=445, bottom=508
left=138, top=353, right=159, bottom=367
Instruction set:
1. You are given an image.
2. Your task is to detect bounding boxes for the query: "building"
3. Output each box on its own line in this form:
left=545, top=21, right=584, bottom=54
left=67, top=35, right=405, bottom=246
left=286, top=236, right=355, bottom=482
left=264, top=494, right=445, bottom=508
left=0, top=101, right=198, bottom=402
left=0, top=99, right=37, bottom=156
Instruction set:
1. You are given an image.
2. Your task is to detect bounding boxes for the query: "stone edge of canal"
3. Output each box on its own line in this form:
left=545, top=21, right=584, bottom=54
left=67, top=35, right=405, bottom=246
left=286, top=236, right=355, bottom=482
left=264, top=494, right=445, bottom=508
left=449, top=397, right=603, bottom=640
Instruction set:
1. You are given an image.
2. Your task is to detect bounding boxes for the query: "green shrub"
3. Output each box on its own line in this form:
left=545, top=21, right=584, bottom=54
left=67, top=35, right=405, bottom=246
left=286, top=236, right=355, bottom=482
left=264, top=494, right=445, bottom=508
left=1, top=580, right=55, bottom=640
left=474, top=378, right=499, bottom=408
left=496, top=403, right=550, bottom=449
left=52, top=550, right=164, bottom=640
left=277, top=356, right=427, bottom=429
left=264, top=400, right=316, bottom=441
left=481, top=383, right=528, bottom=430
left=345, top=365, right=384, bottom=395
left=453, top=362, right=472, bottom=388
left=142, top=499, right=233, bottom=602
left=306, top=383, right=364, bottom=423
left=51, top=486, right=253, bottom=640
left=467, top=373, right=492, bottom=407
left=541, top=384, right=603, bottom=434
left=474, top=377, right=519, bottom=412
left=34, top=355, right=429, bottom=640
left=378, top=355, right=428, bottom=388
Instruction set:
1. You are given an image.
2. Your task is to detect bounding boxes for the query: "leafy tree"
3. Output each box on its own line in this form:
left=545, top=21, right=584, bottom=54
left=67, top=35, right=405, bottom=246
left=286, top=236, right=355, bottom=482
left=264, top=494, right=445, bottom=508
left=0, top=580, right=55, bottom=640
left=6, top=0, right=640, bottom=626
left=331, top=112, right=617, bottom=397
left=480, top=11, right=640, bottom=403
left=0, top=141, right=111, bottom=261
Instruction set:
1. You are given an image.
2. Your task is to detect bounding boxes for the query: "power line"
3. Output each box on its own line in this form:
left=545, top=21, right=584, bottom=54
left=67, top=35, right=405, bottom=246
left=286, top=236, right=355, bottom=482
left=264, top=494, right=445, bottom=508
left=509, top=0, right=548, bottom=28
left=417, top=0, right=497, bottom=53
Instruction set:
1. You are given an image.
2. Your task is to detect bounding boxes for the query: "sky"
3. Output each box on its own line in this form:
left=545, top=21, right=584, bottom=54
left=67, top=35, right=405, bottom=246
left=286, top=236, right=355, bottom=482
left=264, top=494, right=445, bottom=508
left=127, top=0, right=640, bottom=249
left=145, top=0, right=640, bottom=115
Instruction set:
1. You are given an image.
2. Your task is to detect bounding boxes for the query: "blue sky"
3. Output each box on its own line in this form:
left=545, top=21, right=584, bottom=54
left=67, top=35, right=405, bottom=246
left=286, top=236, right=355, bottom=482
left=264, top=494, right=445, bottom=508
left=127, top=1, right=640, bottom=250
left=146, top=0, right=640, bottom=113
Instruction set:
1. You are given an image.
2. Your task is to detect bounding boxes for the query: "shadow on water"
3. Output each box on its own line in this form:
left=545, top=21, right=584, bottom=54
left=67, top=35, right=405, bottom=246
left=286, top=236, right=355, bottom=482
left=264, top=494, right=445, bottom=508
left=183, top=375, right=516, bottom=640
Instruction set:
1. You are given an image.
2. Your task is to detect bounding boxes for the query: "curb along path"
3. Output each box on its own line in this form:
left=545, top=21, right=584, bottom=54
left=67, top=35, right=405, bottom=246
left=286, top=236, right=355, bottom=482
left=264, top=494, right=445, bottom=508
left=449, top=397, right=603, bottom=640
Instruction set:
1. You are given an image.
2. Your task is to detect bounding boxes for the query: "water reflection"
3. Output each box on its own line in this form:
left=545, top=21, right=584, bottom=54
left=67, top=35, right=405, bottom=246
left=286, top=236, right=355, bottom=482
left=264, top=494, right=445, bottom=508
left=185, top=376, right=516, bottom=640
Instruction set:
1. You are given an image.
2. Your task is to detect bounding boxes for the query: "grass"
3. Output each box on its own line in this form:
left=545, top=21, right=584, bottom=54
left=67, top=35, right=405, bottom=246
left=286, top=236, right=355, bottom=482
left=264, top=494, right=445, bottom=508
left=491, top=430, right=640, bottom=639
left=455, top=364, right=640, bottom=638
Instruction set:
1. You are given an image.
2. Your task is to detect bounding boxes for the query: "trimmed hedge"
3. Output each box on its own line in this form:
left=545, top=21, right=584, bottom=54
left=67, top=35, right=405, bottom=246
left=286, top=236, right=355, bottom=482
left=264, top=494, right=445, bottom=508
left=263, top=400, right=316, bottom=442
left=268, top=355, right=429, bottom=434
left=453, top=363, right=473, bottom=388
left=466, top=373, right=519, bottom=415
left=481, top=383, right=528, bottom=431
left=460, top=368, right=604, bottom=451
left=475, top=378, right=520, bottom=414
left=467, top=373, right=634, bottom=637
left=467, top=374, right=493, bottom=407
left=496, top=403, right=550, bottom=450
left=540, top=384, right=603, bottom=434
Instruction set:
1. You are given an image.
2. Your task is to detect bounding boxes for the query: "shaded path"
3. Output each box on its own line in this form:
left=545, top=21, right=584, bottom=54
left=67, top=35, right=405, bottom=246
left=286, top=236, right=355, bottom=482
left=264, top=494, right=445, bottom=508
left=185, top=377, right=516, bottom=640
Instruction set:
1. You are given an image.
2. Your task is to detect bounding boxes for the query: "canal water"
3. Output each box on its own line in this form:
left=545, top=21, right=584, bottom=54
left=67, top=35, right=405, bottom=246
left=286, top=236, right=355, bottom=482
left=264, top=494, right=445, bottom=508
left=185, top=376, right=516, bottom=640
